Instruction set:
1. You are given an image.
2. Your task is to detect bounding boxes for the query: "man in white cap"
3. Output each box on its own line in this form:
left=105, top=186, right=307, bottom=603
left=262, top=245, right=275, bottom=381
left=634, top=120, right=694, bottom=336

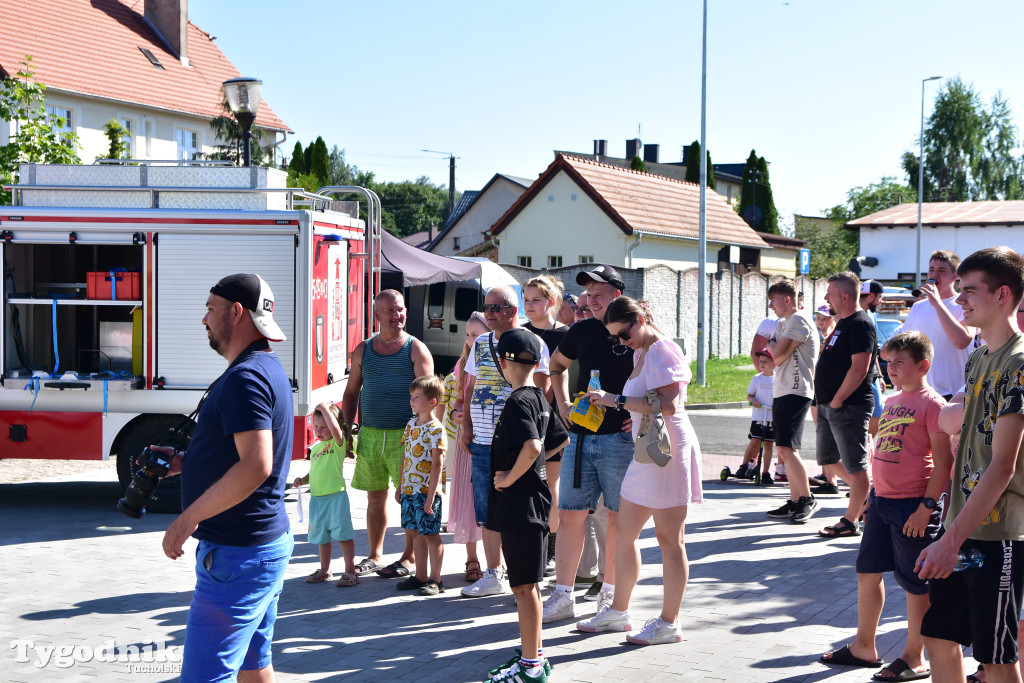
left=159, top=273, right=294, bottom=682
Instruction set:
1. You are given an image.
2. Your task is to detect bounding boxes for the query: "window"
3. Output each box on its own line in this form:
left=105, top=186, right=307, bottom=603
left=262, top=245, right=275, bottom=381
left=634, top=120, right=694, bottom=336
left=579, top=255, right=594, bottom=264
left=452, top=236, right=460, bottom=250
left=548, top=256, right=562, bottom=268
left=517, top=256, right=532, bottom=267
left=177, top=128, right=200, bottom=160
left=144, top=119, right=153, bottom=158
left=45, top=105, right=73, bottom=140
left=454, top=287, right=480, bottom=321
left=427, top=282, right=445, bottom=319
left=118, top=117, right=134, bottom=158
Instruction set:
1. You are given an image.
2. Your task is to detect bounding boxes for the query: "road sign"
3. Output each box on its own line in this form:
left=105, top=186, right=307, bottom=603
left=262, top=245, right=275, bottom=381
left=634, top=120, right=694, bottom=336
left=799, top=249, right=810, bottom=275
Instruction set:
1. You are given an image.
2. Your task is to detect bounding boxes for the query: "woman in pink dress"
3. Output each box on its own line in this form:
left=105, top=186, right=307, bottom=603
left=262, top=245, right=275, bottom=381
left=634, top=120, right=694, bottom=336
left=575, top=296, right=703, bottom=646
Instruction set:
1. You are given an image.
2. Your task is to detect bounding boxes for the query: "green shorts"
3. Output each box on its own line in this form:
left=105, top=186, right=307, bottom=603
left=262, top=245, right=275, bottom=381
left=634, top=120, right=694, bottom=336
left=350, top=426, right=404, bottom=492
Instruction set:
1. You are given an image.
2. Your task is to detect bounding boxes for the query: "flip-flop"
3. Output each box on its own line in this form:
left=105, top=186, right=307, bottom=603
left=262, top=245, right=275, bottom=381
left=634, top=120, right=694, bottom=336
left=819, top=644, right=884, bottom=668
left=376, top=560, right=411, bottom=578
left=871, top=658, right=930, bottom=682
left=819, top=517, right=862, bottom=538
left=966, top=665, right=984, bottom=683
left=354, top=558, right=380, bottom=575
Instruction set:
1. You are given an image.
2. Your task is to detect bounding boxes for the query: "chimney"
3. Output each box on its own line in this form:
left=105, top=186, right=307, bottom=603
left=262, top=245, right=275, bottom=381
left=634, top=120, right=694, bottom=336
left=625, top=138, right=642, bottom=160
left=145, top=0, right=189, bottom=66
left=593, top=139, right=608, bottom=157
left=643, top=144, right=660, bottom=164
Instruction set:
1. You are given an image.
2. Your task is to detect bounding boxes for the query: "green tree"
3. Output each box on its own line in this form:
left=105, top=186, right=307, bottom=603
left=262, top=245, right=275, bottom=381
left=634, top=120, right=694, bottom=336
left=309, top=136, right=330, bottom=186
left=901, top=77, right=1023, bottom=201
left=374, top=176, right=452, bottom=238
left=288, top=141, right=306, bottom=175
left=794, top=216, right=859, bottom=280
left=0, top=57, right=81, bottom=204
left=738, top=150, right=779, bottom=234
left=629, top=155, right=647, bottom=173
left=825, top=177, right=917, bottom=222
left=328, top=145, right=355, bottom=185
left=684, top=140, right=716, bottom=189
left=102, top=119, right=131, bottom=160
left=304, top=143, right=313, bottom=175
left=205, top=104, right=268, bottom=166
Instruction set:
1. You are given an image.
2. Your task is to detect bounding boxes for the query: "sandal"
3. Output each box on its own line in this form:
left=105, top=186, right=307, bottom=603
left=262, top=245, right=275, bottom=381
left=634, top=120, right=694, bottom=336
left=871, top=658, right=930, bottom=681
left=376, top=560, right=412, bottom=578
left=819, top=644, right=883, bottom=668
left=305, top=568, right=332, bottom=584
left=465, top=559, right=483, bottom=582
left=819, top=517, right=861, bottom=538
left=335, top=572, right=359, bottom=587
left=354, top=558, right=380, bottom=575
left=967, top=664, right=985, bottom=683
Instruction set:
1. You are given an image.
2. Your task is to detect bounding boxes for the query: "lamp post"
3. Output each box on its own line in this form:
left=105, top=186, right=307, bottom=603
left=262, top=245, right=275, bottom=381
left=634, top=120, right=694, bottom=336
left=696, top=0, right=708, bottom=386
left=222, top=77, right=263, bottom=167
left=916, top=75, right=941, bottom=288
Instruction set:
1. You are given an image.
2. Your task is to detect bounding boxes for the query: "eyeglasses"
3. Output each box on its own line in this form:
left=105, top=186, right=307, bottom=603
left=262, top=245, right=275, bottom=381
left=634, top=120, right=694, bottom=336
left=608, top=319, right=636, bottom=344
left=482, top=303, right=513, bottom=313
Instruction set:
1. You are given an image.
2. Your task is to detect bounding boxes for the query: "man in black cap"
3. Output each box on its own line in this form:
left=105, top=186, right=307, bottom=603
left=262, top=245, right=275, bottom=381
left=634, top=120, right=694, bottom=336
left=158, top=273, right=294, bottom=682
left=543, top=264, right=634, bottom=624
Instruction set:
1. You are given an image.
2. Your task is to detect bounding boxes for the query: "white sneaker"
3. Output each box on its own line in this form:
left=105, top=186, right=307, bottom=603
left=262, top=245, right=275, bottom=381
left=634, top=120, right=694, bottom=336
left=542, top=591, right=576, bottom=623
left=577, top=606, right=632, bottom=632
left=596, top=590, right=614, bottom=613
left=626, top=617, right=683, bottom=645
left=461, top=569, right=508, bottom=597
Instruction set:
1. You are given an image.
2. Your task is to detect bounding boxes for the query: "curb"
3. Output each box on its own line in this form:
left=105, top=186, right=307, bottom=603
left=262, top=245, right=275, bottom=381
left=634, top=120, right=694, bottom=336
left=685, top=401, right=747, bottom=411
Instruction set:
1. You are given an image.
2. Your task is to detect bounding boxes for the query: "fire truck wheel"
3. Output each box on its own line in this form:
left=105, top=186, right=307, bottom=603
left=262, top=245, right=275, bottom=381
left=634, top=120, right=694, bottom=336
left=116, top=415, right=191, bottom=514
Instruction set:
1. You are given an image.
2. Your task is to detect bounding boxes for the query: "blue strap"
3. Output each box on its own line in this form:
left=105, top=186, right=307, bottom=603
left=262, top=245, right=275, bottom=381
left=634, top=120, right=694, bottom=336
left=109, top=269, right=117, bottom=301
left=23, top=377, right=40, bottom=414
left=103, top=380, right=109, bottom=416
left=51, top=299, right=60, bottom=377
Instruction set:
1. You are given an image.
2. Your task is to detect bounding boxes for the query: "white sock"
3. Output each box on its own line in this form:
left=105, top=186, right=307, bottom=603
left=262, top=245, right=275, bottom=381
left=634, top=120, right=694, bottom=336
left=600, top=582, right=614, bottom=594
left=554, top=584, right=572, bottom=595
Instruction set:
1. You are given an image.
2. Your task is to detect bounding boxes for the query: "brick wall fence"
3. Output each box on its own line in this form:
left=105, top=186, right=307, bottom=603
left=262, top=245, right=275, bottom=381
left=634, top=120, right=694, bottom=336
left=501, top=263, right=830, bottom=359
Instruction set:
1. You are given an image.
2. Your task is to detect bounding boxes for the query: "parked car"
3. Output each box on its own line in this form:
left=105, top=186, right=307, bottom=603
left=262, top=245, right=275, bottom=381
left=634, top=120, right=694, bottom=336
left=876, top=316, right=902, bottom=385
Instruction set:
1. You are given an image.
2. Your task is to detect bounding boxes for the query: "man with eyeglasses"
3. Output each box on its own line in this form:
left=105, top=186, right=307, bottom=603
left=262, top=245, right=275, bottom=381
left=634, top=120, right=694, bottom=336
left=461, top=286, right=550, bottom=597
left=575, top=293, right=593, bottom=322
left=543, top=265, right=635, bottom=623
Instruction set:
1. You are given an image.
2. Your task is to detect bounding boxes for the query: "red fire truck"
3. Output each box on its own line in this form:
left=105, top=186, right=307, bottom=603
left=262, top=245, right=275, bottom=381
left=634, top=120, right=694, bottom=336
left=1, top=161, right=380, bottom=511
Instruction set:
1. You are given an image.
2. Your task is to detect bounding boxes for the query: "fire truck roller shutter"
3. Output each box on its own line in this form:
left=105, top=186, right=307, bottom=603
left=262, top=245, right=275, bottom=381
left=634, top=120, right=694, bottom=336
left=156, top=234, right=296, bottom=387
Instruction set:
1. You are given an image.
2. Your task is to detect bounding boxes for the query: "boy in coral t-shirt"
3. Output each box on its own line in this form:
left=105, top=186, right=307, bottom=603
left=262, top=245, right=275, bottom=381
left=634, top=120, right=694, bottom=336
left=820, top=330, right=952, bottom=680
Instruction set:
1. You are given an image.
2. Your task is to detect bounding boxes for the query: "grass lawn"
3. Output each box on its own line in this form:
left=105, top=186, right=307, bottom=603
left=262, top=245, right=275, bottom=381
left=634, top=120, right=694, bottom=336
left=686, top=355, right=756, bottom=405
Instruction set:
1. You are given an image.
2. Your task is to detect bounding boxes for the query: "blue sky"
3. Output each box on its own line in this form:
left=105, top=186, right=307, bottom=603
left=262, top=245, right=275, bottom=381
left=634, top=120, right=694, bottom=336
left=191, top=0, right=1024, bottom=230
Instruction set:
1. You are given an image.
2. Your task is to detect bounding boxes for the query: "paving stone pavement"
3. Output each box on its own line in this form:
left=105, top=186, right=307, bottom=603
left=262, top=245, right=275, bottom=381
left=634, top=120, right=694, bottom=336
left=0, top=453, right=974, bottom=682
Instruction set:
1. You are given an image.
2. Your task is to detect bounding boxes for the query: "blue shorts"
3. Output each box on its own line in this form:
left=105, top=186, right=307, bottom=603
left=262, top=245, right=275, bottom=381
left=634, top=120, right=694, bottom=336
left=856, top=492, right=941, bottom=595
left=182, top=531, right=293, bottom=681
left=470, top=441, right=492, bottom=525
left=558, top=431, right=634, bottom=513
left=401, top=492, right=443, bottom=535
left=307, top=490, right=354, bottom=545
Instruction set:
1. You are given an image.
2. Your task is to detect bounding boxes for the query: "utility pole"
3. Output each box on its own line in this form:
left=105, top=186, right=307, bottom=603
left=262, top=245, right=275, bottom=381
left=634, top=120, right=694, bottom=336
left=422, top=149, right=458, bottom=218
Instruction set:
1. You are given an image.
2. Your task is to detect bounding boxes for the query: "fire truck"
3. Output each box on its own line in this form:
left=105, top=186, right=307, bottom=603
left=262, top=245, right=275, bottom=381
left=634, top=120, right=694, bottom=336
left=1, top=161, right=381, bottom=512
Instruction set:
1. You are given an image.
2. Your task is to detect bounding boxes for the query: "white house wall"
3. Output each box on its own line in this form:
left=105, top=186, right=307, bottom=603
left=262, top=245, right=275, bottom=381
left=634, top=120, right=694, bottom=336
left=496, top=171, right=625, bottom=268
left=435, top=176, right=527, bottom=257
left=859, top=225, right=1024, bottom=281
left=628, top=235, right=720, bottom=273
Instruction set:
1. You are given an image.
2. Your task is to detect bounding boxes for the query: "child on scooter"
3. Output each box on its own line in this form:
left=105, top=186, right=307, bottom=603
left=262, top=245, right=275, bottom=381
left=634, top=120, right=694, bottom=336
left=739, top=348, right=776, bottom=484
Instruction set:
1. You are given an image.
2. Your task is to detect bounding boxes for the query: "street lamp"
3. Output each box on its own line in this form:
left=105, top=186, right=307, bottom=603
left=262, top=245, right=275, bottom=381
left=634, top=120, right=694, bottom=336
left=222, top=76, right=263, bottom=167
left=916, top=75, right=941, bottom=288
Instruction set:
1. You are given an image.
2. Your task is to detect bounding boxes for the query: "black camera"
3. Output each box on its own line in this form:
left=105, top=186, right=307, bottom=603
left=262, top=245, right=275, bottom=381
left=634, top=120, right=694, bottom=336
left=117, top=447, right=172, bottom=518
left=910, top=278, right=938, bottom=298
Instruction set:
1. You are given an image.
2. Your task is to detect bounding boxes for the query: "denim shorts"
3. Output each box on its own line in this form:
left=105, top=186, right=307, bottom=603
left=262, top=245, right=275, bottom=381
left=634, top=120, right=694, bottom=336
left=558, top=431, right=634, bottom=513
left=856, top=492, right=941, bottom=595
left=470, top=441, right=492, bottom=525
left=815, top=403, right=872, bottom=473
left=182, top=531, right=293, bottom=681
left=400, top=492, right=443, bottom=535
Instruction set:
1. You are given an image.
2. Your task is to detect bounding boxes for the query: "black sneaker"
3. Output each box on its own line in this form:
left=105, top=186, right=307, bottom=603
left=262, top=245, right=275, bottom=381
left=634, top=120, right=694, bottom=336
left=766, top=500, right=797, bottom=518
left=811, top=482, right=839, bottom=495
left=397, top=576, right=426, bottom=591
left=419, top=579, right=444, bottom=596
left=759, top=471, right=774, bottom=486
left=790, top=496, right=820, bottom=524
left=736, top=463, right=750, bottom=478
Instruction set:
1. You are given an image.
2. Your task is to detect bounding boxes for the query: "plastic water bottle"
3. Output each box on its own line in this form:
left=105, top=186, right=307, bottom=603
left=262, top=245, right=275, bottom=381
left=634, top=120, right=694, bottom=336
left=577, top=370, right=601, bottom=411
left=953, top=548, right=984, bottom=572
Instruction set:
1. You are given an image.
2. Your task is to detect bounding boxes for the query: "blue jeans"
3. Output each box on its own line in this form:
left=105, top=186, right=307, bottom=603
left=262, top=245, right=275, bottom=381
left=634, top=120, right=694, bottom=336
left=558, top=431, right=634, bottom=513
left=181, top=531, right=293, bottom=682
left=470, top=441, right=492, bottom=525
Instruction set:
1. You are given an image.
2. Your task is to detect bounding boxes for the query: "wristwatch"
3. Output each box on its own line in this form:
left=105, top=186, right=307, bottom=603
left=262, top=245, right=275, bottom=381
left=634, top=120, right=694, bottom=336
left=615, top=394, right=627, bottom=411
left=921, top=497, right=937, bottom=510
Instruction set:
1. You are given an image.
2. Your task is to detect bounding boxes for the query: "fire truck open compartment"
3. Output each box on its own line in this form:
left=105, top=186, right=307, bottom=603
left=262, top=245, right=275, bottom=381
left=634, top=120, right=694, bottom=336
left=3, top=241, right=144, bottom=382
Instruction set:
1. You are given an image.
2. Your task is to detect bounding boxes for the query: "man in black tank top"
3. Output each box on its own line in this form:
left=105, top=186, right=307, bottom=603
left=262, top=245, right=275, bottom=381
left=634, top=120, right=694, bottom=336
left=343, top=290, right=433, bottom=577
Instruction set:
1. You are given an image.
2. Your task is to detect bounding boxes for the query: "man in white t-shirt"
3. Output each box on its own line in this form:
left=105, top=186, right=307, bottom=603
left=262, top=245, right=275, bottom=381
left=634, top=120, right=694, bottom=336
left=765, top=280, right=821, bottom=523
left=896, top=250, right=975, bottom=400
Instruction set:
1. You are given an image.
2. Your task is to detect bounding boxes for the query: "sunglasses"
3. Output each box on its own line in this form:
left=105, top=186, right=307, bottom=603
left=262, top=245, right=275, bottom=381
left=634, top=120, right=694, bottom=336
left=607, top=319, right=636, bottom=344
left=577, top=306, right=591, bottom=314
left=482, top=303, right=513, bottom=313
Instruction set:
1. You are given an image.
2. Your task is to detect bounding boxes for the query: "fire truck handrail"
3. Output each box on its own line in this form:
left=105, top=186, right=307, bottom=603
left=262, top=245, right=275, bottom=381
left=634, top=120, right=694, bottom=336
left=2, top=184, right=336, bottom=211
left=93, top=159, right=235, bottom=166
left=314, top=186, right=383, bottom=334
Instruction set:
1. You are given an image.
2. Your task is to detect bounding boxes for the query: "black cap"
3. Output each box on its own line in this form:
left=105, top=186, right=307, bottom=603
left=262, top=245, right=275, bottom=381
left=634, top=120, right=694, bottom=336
left=860, top=279, right=884, bottom=296
left=495, top=328, right=542, bottom=365
left=210, top=273, right=286, bottom=342
left=576, top=264, right=625, bottom=292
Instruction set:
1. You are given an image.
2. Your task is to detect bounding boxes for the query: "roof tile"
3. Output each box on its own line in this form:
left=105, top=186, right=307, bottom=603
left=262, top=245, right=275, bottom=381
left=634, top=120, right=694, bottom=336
left=846, top=201, right=1024, bottom=227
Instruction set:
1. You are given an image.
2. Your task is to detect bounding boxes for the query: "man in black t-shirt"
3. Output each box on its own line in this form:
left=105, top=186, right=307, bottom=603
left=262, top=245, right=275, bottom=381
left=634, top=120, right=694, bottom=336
left=484, top=329, right=569, bottom=681
left=544, top=265, right=634, bottom=624
left=815, top=271, right=876, bottom=539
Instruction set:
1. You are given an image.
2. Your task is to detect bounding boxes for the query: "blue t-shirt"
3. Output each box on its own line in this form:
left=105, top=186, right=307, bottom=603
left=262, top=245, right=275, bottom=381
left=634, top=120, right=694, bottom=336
left=182, top=341, right=294, bottom=546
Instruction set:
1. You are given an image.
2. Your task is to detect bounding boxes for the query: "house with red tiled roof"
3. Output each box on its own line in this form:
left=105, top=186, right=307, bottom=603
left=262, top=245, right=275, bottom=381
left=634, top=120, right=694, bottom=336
left=489, top=154, right=781, bottom=273
left=0, top=0, right=290, bottom=164
left=846, top=200, right=1024, bottom=282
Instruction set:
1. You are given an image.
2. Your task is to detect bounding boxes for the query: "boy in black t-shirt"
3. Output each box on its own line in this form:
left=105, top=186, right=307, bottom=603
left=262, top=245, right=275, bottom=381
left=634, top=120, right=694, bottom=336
left=486, top=329, right=570, bottom=683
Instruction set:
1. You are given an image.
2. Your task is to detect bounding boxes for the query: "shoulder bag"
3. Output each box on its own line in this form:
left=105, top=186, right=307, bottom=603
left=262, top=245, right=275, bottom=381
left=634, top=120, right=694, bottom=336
left=634, top=390, right=672, bottom=467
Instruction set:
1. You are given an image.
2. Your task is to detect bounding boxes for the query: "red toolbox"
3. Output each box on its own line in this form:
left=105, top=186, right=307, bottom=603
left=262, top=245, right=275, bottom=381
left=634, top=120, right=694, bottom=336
left=86, top=271, right=140, bottom=301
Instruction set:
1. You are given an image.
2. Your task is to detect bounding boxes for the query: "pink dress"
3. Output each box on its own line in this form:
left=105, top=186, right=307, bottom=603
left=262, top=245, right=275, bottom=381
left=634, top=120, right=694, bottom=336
left=620, top=339, right=703, bottom=508
left=441, top=367, right=482, bottom=544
